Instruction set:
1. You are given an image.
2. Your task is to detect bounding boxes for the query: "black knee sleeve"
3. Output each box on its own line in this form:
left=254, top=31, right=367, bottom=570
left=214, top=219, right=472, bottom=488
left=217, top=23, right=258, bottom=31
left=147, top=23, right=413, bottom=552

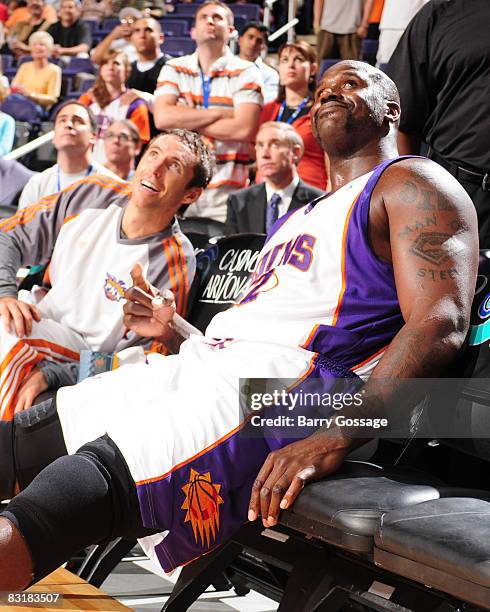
left=0, top=398, right=67, bottom=500
left=1, top=435, right=157, bottom=584
left=3, top=452, right=114, bottom=583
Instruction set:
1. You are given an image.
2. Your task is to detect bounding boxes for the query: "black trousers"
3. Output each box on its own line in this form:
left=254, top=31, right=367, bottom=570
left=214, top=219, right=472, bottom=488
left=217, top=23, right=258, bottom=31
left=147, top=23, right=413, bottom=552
left=0, top=399, right=157, bottom=584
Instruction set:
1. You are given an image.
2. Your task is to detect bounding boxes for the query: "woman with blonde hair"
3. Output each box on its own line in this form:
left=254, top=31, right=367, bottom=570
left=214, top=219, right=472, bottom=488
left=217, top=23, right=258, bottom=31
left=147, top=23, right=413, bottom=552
left=79, top=49, right=151, bottom=164
left=257, top=40, right=329, bottom=191
left=10, top=31, right=61, bottom=115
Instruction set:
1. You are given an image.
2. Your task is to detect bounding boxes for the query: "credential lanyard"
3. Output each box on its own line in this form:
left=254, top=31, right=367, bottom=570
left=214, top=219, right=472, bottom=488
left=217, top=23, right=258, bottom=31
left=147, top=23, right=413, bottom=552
left=56, top=164, right=93, bottom=193
left=275, top=96, right=310, bottom=124
left=200, top=70, right=212, bottom=108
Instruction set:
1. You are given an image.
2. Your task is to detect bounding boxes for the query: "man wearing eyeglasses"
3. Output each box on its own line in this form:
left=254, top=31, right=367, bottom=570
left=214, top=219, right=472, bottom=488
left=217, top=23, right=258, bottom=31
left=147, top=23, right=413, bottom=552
left=103, top=119, right=142, bottom=181
left=18, top=101, right=118, bottom=209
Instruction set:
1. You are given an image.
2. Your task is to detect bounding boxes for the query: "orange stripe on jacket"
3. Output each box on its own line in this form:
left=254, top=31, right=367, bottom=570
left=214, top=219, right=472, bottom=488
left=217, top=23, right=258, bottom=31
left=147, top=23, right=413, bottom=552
left=169, top=239, right=184, bottom=315
left=162, top=238, right=178, bottom=309
left=174, top=234, right=189, bottom=316
left=331, top=191, right=363, bottom=327
left=0, top=176, right=129, bottom=233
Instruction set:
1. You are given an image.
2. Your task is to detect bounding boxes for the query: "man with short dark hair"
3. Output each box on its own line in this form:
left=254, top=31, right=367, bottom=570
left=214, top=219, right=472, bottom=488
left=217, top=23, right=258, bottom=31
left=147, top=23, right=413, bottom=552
left=0, top=129, right=210, bottom=418
left=126, top=17, right=170, bottom=94
left=0, top=62, right=478, bottom=589
left=225, top=121, right=324, bottom=233
left=47, top=0, right=92, bottom=58
left=18, top=101, right=116, bottom=209
left=238, top=21, right=278, bottom=103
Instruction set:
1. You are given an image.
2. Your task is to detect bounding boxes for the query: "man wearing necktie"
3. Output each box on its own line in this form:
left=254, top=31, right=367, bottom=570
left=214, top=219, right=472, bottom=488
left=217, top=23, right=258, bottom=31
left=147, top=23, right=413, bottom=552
left=225, top=122, right=326, bottom=235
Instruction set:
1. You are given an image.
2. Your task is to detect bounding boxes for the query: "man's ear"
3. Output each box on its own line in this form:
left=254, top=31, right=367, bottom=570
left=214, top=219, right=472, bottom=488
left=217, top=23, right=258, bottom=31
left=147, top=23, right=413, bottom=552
left=89, top=131, right=97, bottom=148
left=190, top=26, right=197, bottom=41
left=182, top=186, right=203, bottom=205
left=291, top=144, right=303, bottom=165
left=386, top=101, right=401, bottom=124
left=159, top=32, right=164, bottom=45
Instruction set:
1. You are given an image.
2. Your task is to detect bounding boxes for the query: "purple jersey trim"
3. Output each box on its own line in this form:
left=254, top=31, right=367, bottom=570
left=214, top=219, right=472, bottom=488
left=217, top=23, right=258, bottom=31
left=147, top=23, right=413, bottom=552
left=136, top=357, right=357, bottom=572
left=303, top=156, right=420, bottom=369
left=264, top=193, right=324, bottom=245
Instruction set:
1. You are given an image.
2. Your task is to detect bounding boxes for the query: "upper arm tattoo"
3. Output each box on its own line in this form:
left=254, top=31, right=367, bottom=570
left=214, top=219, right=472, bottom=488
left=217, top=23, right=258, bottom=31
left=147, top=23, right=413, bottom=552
left=394, top=173, right=469, bottom=282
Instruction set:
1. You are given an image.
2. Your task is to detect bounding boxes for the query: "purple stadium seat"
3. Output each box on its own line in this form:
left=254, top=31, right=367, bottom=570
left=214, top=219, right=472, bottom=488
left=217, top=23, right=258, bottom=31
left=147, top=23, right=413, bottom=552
left=361, top=38, right=379, bottom=65
left=160, top=19, right=188, bottom=36
left=161, top=37, right=196, bottom=57
left=0, top=94, right=41, bottom=122
left=317, top=58, right=340, bottom=82
left=101, top=18, right=120, bottom=31
left=62, top=57, right=95, bottom=75
left=0, top=54, right=13, bottom=71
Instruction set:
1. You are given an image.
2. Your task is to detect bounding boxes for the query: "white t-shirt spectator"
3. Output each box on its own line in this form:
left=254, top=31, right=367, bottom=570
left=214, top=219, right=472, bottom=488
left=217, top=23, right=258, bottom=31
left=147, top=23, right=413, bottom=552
left=320, top=0, right=364, bottom=34
left=18, top=161, right=118, bottom=209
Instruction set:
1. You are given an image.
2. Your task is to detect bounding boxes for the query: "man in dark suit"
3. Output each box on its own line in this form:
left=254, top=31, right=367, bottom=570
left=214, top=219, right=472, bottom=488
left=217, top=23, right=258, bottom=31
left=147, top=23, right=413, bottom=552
left=225, top=122, right=325, bottom=234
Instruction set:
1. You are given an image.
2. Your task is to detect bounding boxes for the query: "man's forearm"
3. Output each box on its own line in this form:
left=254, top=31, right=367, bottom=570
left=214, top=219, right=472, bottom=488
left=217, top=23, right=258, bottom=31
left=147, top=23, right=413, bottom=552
left=91, top=35, right=116, bottom=65
left=155, top=105, right=225, bottom=131
left=200, top=117, right=257, bottom=142
left=343, top=310, right=467, bottom=432
left=0, top=233, right=22, bottom=298
left=59, top=44, right=89, bottom=57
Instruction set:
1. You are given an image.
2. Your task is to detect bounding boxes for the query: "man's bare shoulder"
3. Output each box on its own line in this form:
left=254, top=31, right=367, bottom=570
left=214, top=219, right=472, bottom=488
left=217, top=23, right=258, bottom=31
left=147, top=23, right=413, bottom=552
left=377, top=157, right=475, bottom=221
left=368, top=157, right=478, bottom=264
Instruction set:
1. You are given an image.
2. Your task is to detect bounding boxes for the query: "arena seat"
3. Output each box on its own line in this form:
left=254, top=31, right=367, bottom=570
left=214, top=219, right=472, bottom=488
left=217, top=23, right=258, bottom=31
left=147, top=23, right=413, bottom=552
left=360, top=39, right=379, bottom=65
left=62, top=57, right=95, bottom=76
left=0, top=96, right=41, bottom=123
left=162, top=250, right=490, bottom=611
left=185, top=232, right=266, bottom=332
left=317, top=58, right=340, bottom=83
left=159, top=19, right=189, bottom=36
left=179, top=215, right=225, bottom=238
left=161, top=37, right=196, bottom=57
left=0, top=54, right=13, bottom=71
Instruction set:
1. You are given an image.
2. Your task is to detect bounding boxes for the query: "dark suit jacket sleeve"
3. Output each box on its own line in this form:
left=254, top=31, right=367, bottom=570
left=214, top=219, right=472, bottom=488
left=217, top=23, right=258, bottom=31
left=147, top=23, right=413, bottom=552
left=224, top=193, right=239, bottom=235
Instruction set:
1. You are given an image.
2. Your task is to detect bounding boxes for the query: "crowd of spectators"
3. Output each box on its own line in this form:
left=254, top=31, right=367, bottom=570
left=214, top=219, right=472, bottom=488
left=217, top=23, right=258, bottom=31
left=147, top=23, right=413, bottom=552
left=0, top=0, right=488, bottom=241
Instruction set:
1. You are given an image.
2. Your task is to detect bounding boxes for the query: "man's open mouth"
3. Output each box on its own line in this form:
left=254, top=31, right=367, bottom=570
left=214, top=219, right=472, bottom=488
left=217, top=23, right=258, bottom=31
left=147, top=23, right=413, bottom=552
left=140, top=180, right=159, bottom=193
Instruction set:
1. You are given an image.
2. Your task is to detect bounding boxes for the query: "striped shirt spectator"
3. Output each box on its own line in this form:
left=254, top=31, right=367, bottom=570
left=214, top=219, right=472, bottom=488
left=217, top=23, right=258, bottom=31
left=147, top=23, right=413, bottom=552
left=154, top=1, right=263, bottom=223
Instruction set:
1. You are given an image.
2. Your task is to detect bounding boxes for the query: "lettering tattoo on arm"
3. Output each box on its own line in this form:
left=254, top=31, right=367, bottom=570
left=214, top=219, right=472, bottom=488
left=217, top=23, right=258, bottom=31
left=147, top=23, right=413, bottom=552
left=399, top=180, right=457, bottom=212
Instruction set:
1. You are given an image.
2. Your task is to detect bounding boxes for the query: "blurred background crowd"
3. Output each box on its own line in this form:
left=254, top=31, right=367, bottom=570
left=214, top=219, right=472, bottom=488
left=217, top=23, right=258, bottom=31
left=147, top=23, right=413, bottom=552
left=0, top=0, right=488, bottom=245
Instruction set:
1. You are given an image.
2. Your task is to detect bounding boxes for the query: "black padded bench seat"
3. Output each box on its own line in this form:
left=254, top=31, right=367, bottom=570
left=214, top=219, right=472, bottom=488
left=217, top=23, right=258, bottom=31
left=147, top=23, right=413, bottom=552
left=280, top=461, right=440, bottom=554
left=374, top=497, right=490, bottom=609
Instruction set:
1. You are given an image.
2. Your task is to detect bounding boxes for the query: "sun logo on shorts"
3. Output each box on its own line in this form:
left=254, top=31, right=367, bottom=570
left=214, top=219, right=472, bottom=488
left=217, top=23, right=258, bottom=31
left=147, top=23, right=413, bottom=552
left=181, top=468, right=224, bottom=548
left=103, top=273, right=128, bottom=302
